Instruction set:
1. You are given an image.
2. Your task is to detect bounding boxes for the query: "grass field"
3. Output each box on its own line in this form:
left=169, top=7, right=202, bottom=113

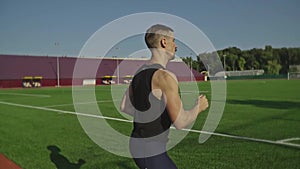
left=0, top=79, right=299, bottom=169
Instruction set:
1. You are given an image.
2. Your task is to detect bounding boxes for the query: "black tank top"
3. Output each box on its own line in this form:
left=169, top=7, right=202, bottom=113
left=130, top=64, right=172, bottom=142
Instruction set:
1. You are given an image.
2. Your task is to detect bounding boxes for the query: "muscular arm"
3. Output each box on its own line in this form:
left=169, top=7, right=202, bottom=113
left=153, top=70, right=208, bottom=130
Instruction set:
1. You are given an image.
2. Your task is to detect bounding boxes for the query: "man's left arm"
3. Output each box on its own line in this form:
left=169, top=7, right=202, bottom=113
left=120, top=85, right=134, bottom=116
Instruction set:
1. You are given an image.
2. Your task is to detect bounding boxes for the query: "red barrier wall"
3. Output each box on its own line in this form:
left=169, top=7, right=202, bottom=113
left=0, top=55, right=204, bottom=88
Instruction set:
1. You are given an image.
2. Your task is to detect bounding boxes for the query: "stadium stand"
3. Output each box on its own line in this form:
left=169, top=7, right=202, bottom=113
left=0, top=55, right=204, bottom=88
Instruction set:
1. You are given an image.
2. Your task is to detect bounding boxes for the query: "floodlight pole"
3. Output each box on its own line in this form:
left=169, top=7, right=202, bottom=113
left=190, top=53, right=193, bottom=82
left=117, top=58, right=120, bottom=85
left=114, top=47, right=120, bottom=85
left=113, top=55, right=120, bottom=85
left=54, top=42, right=60, bottom=87
left=223, top=54, right=226, bottom=71
left=190, top=59, right=193, bottom=82
left=57, top=56, right=60, bottom=87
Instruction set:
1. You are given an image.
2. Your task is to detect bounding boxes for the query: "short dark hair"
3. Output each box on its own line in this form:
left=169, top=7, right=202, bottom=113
left=145, top=24, right=174, bottom=48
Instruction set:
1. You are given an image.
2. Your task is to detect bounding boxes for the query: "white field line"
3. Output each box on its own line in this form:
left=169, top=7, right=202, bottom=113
left=0, top=101, right=299, bottom=149
left=0, top=101, right=131, bottom=123
left=0, top=93, right=51, bottom=98
left=44, top=100, right=120, bottom=108
left=277, top=137, right=300, bottom=143
left=178, top=128, right=300, bottom=148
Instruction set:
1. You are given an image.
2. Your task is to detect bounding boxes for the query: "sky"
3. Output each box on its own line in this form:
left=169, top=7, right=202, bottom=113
left=0, top=0, right=299, bottom=57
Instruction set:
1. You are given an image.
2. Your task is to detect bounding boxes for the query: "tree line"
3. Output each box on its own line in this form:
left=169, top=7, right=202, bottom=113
left=182, top=46, right=300, bottom=75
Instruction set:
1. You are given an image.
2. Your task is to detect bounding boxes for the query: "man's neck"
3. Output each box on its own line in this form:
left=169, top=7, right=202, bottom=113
left=149, top=49, right=169, bottom=68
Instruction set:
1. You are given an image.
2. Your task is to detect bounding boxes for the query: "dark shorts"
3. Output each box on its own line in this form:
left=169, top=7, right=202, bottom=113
left=129, top=138, right=177, bottom=169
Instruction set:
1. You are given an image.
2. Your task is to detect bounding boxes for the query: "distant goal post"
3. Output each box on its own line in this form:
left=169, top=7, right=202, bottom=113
left=83, top=79, right=96, bottom=86
left=287, top=72, right=300, bottom=80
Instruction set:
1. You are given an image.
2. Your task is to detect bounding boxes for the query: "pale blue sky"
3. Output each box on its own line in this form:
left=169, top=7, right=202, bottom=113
left=0, top=0, right=299, bottom=57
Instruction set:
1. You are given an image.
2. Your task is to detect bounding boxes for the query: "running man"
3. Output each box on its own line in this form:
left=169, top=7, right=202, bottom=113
left=120, top=24, right=209, bottom=169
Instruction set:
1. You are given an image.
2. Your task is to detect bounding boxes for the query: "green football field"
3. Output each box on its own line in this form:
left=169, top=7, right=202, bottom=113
left=0, top=79, right=299, bottom=169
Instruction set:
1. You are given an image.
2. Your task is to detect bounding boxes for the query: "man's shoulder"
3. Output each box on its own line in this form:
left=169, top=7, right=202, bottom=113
left=154, top=69, right=178, bottom=84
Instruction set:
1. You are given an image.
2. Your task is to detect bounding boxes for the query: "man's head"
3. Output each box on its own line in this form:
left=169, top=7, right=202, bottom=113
left=145, top=24, right=177, bottom=59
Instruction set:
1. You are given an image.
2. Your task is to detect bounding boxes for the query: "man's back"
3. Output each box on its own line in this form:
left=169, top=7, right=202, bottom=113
left=130, top=64, right=172, bottom=142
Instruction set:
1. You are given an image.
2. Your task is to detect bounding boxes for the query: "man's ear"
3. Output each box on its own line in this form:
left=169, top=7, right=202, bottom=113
left=160, top=38, right=167, bottom=48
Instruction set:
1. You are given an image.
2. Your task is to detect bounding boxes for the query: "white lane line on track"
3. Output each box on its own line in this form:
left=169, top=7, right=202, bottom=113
left=0, top=101, right=299, bottom=149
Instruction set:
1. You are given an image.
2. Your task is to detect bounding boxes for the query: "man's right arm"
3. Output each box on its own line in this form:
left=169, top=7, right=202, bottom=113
left=155, top=70, right=209, bottom=129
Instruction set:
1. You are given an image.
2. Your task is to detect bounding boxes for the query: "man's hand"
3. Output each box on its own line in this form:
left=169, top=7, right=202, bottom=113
left=197, top=95, right=209, bottom=113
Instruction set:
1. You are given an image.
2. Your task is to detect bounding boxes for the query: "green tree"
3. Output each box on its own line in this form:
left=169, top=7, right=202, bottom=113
left=237, top=57, right=246, bottom=70
left=226, top=54, right=238, bottom=71
left=265, top=60, right=282, bottom=75
left=248, top=48, right=263, bottom=69
left=182, top=56, right=200, bottom=71
left=182, top=56, right=192, bottom=67
left=194, top=46, right=300, bottom=75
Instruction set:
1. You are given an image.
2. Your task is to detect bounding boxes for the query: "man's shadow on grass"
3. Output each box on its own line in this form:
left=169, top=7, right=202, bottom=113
left=47, top=145, right=85, bottom=169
